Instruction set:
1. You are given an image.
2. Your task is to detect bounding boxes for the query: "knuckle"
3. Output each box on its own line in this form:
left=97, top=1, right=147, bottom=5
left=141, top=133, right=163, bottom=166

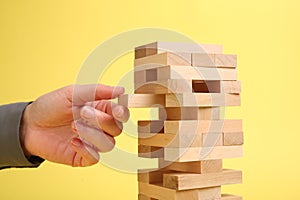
left=64, top=84, right=75, bottom=94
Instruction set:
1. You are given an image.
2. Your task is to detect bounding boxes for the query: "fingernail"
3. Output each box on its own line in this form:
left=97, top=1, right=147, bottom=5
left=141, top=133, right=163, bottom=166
left=114, top=86, right=124, bottom=94
left=114, top=106, right=124, bottom=118
left=81, top=106, right=95, bottom=119
left=71, top=138, right=82, bottom=147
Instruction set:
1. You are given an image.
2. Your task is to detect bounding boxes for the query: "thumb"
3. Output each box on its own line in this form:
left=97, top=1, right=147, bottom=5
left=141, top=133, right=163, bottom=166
left=71, top=84, right=124, bottom=106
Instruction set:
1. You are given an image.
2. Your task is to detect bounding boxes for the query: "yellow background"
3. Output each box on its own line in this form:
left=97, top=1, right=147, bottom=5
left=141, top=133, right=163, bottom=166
left=0, top=0, right=299, bottom=199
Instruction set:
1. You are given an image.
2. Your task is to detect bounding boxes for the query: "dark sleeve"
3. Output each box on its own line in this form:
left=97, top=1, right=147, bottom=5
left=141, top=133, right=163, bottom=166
left=0, top=102, right=44, bottom=169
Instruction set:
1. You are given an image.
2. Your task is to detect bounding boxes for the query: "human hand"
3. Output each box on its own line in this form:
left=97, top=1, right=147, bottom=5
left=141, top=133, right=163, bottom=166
left=20, top=84, right=129, bottom=167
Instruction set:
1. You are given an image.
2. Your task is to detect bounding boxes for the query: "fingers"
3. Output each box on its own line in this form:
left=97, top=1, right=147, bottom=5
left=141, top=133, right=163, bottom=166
left=80, top=103, right=129, bottom=137
left=73, top=121, right=115, bottom=152
left=70, top=137, right=100, bottom=167
left=71, top=84, right=125, bottom=106
left=94, top=100, right=130, bottom=123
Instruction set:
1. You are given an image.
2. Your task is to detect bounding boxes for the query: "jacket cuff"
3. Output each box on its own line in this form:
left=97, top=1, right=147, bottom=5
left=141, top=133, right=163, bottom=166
left=0, top=102, right=44, bottom=169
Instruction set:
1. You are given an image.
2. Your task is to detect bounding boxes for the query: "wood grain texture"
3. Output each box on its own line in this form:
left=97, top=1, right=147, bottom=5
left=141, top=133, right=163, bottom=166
left=138, top=193, right=242, bottom=200
left=165, top=93, right=241, bottom=107
left=164, top=145, right=243, bottom=162
left=192, top=53, right=237, bottom=68
left=221, top=194, right=242, bottom=200
left=200, top=159, right=223, bottom=173
left=223, top=132, right=244, bottom=146
left=138, top=168, right=171, bottom=184
left=138, top=145, right=164, bottom=158
left=138, top=133, right=202, bottom=148
left=202, top=132, right=223, bottom=147
left=163, top=169, right=242, bottom=190
left=138, top=194, right=157, bottom=200
left=159, top=159, right=222, bottom=174
left=118, top=93, right=240, bottom=108
left=118, top=94, right=165, bottom=108
left=138, top=132, right=226, bottom=148
left=138, top=119, right=243, bottom=134
left=156, top=65, right=238, bottom=81
left=221, top=81, right=241, bottom=94
left=135, top=42, right=223, bottom=59
left=134, top=42, right=242, bottom=200
left=134, top=70, right=146, bottom=83
left=159, top=107, right=220, bottom=120
left=134, top=52, right=191, bottom=67
left=135, top=79, right=192, bottom=94
left=135, top=77, right=241, bottom=95
left=138, top=120, right=164, bottom=133
left=139, top=182, right=222, bottom=200
left=164, top=120, right=243, bottom=135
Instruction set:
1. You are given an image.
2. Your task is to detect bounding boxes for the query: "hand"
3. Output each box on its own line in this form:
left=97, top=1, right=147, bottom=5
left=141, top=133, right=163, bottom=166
left=20, top=84, right=130, bottom=167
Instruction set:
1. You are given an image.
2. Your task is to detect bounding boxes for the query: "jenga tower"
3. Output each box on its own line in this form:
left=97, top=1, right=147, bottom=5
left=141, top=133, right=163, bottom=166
left=119, top=42, right=243, bottom=200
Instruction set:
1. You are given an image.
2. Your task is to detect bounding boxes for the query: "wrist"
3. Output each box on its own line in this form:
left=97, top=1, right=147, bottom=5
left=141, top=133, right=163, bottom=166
left=20, top=104, right=34, bottom=157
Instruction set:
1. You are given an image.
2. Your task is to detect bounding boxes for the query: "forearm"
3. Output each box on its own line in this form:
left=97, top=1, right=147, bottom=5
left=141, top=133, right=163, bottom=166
left=0, top=102, right=43, bottom=169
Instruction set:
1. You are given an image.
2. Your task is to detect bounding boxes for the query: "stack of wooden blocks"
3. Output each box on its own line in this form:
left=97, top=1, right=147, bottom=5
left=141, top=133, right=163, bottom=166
left=118, top=42, right=243, bottom=200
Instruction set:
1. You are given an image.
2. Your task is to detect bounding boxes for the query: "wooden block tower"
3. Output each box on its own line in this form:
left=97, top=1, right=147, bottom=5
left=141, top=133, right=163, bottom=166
left=119, top=42, right=243, bottom=200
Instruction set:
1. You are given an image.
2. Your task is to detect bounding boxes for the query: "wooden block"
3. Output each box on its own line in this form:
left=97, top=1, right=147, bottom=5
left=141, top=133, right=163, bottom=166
left=221, top=194, right=242, bottom=200
left=138, top=133, right=175, bottom=147
left=135, top=78, right=241, bottom=95
left=146, top=68, right=158, bottom=82
left=202, top=132, right=223, bottom=146
left=134, top=131, right=221, bottom=149
left=138, top=194, right=242, bottom=200
left=138, top=182, right=189, bottom=200
left=138, top=193, right=242, bottom=200
left=221, top=81, right=241, bottom=94
left=135, top=42, right=223, bottom=53
left=192, top=80, right=241, bottom=94
left=200, top=160, right=223, bottom=173
left=139, top=182, right=222, bottom=200
left=223, top=132, right=244, bottom=146
left=196, top=186, right=221, bottom=200
left=159, top=159, right=222, bottom=174
left=159, top=159, right=203, bottom=173
left=164, top=120, right=243, bottom=135
left=119, top=93, right=240, bottom=108
left=135, top=42, right=223, bottom=59
left=138, top=131, right=233, bottom=148
left=138, top=145, right=164, bottom=158
left=135, top=47, right=158, bottom=60
left=215, top=54, right=237, bottom=67
left=118, top=94, right=165, bottom=108
left=159, top=107, right=220, bottom=120
left=163, top=169, right=242, bottom=190
left=192, top=80, right=221, bottom=93
left=156, top=65, right=238, bottom=81
left=135, top=70, right=146, bottom=83
left=192, top=53, right=237, bottom=68
left=138, top=194, right=157, bottom=200
left=135, top=79, right=192, bottom=94
left=138, top=133, right=202, bottom=148
left=164, top=145, right=243, bottom=162
left=138, top=120, right=164, bottom=133
left=165, top=93, right=241, bottom=107
left=135, top=48, right=147, bottom=59
left=138, top=168, right=170, bottom=184
left=134, top=52, right=191, bottom=67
